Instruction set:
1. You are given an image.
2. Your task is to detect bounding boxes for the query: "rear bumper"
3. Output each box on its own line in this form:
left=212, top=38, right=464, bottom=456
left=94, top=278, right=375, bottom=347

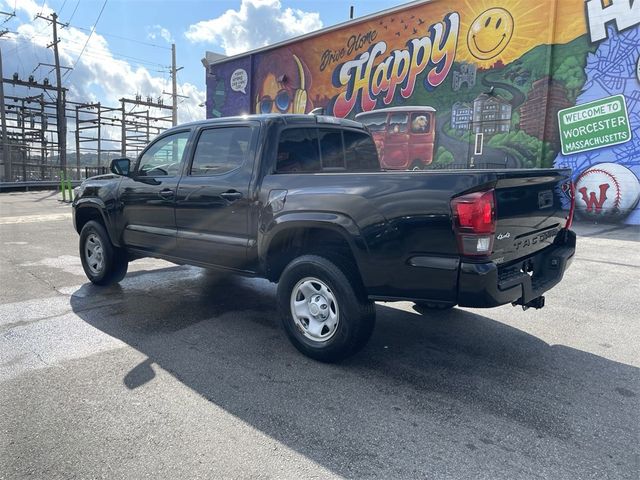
left=457, top=229, right=576, bottom=308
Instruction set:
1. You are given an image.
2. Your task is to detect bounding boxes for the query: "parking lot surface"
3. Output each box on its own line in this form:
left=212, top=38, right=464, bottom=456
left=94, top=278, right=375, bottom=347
left=1, top=191, right=638, bottom=479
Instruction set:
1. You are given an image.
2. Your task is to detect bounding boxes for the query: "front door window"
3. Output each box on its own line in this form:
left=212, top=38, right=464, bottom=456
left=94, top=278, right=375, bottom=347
left=137, top=131, right=190, bottom=177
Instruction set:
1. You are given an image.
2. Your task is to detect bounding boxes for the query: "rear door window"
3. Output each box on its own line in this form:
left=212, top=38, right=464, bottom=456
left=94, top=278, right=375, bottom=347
left=190, top=126, right=252, bottom=176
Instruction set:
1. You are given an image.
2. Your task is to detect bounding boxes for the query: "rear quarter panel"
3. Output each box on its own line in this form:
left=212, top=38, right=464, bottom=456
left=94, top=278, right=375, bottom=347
left=258, top=170, right=498, bottom=301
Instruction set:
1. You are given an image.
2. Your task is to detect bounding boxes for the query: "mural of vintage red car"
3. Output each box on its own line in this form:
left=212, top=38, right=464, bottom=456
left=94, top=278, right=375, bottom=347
left=355, top=106, right=436, bottom=170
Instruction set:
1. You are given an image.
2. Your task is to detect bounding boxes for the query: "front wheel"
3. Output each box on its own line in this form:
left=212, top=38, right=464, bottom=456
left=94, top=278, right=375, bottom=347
left=79, top=220, right=128, bottom=286
left=277, top=255, right=375, bottom=363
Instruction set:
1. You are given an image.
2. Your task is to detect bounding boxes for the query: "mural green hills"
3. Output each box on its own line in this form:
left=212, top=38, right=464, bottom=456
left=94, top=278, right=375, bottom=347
left=396, top=34, right=596, bottom=168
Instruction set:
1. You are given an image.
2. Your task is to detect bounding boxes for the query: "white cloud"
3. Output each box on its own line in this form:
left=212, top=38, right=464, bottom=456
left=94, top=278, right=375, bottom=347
left=147, top=24, right=174, bottom=44
left=10, top=0, right=51, bottom=18
left=1, top=0, right=205, bottom=148
left=185, top=0, right=322, bottom=55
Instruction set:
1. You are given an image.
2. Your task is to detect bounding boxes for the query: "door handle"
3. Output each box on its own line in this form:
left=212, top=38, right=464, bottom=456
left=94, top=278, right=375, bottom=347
left=158, top=189, right=175, bottom=200
left=220, top=190, right=243, bottom=201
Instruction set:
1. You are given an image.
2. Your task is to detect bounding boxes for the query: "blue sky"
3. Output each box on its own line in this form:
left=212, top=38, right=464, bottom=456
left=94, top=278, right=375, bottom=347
left=1, top=0, right=409, bottom=123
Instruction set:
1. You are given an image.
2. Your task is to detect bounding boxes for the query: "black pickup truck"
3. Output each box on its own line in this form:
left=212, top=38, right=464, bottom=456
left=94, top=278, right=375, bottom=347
left=72, top=114, right=576, bottom=361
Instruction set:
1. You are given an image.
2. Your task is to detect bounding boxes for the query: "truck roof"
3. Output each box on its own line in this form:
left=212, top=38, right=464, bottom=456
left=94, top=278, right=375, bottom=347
left=167, top=114, right=366, bottom=132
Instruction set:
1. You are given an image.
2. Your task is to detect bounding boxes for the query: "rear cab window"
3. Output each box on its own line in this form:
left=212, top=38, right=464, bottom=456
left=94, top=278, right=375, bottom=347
left=276, top=127, right=379, bottom=173
left=276, top=128, right=321, bottom=173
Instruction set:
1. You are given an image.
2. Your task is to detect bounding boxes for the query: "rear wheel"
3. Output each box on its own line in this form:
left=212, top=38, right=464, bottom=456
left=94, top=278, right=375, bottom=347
left=277, top=255, right=375, bottom=362
left=79, top=220, right=128, bottom=285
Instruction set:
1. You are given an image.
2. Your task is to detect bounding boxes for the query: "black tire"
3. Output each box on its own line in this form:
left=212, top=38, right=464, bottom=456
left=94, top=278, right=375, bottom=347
left=79, top=220, right=128, bottom=286
left=277, top=255, right=375, bottom=363
left=414, top=301, right=455, bottom=311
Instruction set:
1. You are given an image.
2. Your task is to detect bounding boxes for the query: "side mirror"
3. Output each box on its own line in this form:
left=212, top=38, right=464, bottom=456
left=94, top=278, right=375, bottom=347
left=110, top=158, right=131, bottom=176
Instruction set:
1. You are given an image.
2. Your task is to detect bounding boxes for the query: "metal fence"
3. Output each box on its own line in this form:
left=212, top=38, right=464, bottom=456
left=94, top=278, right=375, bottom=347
left=0, top=163, right=108, bottom=182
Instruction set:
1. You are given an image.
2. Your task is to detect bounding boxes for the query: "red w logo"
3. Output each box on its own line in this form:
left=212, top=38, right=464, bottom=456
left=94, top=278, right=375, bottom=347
left=578, top=183, right=609, bottom=213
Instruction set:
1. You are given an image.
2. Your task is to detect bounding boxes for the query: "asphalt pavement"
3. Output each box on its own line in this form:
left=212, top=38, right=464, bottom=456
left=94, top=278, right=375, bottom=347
left=0, top=191, right=638, bottom=479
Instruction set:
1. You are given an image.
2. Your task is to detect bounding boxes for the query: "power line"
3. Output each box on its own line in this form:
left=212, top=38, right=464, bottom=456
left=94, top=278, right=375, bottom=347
left=4, top=32, right=167, bottom=71
left=1, top=11, right=15, bottom=25
left=68, top=23, right=171, bottom=50
left=5, top=9, right=169, bottom=70
left=58, top=0, right=68, bottom=16
left=176, top=70, right=194, bottom=122
left=66, top=0, right=80, bottom=23
left=65, top=0, right=107, bottom=81
left=61, top=42, right=168, bottom=69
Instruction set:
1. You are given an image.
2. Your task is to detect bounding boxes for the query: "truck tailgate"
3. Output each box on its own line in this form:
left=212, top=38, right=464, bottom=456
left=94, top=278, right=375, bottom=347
left=491, top=169, right=572, bottom=265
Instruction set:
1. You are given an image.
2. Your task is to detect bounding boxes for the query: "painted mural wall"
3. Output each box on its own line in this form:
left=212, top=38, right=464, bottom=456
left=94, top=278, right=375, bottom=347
left=206, top=0, right=640, bottom=224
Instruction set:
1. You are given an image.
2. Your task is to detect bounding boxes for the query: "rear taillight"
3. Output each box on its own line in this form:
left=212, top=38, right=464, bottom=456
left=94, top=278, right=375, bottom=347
left=451, top=189, right=496, bottom=256
left=565, top=181, right=575, bottom=229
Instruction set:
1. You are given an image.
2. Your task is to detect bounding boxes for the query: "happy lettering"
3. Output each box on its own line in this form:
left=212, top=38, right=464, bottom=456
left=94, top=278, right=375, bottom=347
left=320, top=29, right=379, bottom=72
left=331, top=13, right=459, bottom=118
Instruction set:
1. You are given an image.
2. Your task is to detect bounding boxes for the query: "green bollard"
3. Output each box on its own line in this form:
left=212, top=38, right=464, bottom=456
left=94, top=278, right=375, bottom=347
left=60, top=171, right=66, bottom=202
left=67, top=178, right=74, bottom=202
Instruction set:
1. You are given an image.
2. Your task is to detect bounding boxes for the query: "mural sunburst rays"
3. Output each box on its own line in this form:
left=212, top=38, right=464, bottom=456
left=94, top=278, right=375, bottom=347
left=457, top=0, right=585, bottom=67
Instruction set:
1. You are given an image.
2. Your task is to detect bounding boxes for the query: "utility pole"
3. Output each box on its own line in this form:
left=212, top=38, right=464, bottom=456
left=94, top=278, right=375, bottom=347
left=0, top=46, right=11, bottom=181
left=51, top=13, right=67, bottom=174
left=164, top=44, right=185, bottom=127
left=36, top=12, right=68, bottom=175
left=171, top=44, right=177, bottom=126
left=39, top=95, right=46, bottom=179
left=1, top=13, right=13, bottom=181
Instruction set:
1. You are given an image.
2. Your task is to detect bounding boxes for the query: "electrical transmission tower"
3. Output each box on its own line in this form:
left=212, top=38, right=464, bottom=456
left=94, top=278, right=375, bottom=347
left=120, top=95, right=173, bottom=158
left=1, top=10, right=178, bottom=184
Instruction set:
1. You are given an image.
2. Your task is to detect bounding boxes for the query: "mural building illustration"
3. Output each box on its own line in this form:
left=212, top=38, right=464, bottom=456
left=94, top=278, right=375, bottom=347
left=206, top=0, right=640, bottom=224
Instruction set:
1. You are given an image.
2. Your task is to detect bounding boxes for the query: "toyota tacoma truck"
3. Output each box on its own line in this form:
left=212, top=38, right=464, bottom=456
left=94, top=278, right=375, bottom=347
left=72, top=114, right=576, bottom=362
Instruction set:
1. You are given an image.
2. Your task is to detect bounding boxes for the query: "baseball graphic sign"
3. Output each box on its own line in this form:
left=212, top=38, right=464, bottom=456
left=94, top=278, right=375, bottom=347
left=575, top=163, right=640, bottom=218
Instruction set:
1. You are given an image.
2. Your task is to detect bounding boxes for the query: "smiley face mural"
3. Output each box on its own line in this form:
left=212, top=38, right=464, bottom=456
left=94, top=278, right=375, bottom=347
left=206, top=0, right=640, bottom=224
left=467, top=8, right=514, bottom=60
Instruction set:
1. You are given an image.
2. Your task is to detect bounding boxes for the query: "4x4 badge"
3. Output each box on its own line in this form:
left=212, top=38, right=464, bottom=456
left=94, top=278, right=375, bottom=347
left=497, top=232, right=511, bottom=240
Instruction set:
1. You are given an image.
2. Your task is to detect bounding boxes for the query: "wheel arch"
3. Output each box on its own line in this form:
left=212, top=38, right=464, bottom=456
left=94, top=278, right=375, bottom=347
left=74, top=200, right=119, bottom=246
left=260, top=215, right=367, bottom=284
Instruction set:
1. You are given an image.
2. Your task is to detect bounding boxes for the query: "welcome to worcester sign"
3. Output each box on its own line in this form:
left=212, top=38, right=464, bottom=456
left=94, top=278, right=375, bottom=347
left=558, top=95, right=632, bottom=156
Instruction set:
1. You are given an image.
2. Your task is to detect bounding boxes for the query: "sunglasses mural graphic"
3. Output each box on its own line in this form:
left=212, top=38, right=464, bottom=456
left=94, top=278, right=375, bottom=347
left=255, top=54, right=309, bottom=114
